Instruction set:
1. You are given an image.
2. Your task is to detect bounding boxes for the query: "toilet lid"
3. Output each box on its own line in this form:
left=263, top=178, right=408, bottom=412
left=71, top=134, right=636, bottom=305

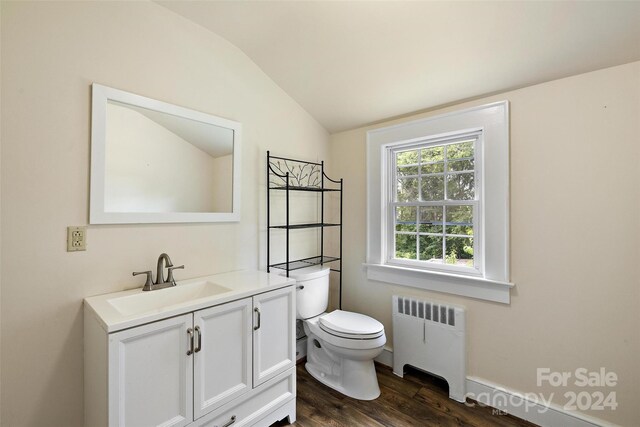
left=286, top=265, right=330, bottom=281
left=319, top=310, right=384, bottom=338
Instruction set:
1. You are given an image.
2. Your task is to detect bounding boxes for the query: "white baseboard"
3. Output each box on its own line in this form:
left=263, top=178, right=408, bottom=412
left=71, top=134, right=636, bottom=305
left=377, top=348, right=619, bottom=427
left=466, top=377, right=619, bottom=427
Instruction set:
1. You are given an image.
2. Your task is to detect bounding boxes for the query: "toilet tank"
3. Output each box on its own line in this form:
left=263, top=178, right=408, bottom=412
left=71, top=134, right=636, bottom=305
left=287, top=265, right=330, bottom=319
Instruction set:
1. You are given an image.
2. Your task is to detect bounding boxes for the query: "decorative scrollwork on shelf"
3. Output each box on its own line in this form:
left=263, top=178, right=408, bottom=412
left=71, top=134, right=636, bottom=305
left=268, top=158, right=321, bottom=188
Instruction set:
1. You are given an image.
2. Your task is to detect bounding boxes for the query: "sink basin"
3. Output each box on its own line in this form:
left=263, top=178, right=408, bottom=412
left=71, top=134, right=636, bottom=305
left=85, top=270, right=297, bottom=332
left=108, top=281, right=231, bottom=317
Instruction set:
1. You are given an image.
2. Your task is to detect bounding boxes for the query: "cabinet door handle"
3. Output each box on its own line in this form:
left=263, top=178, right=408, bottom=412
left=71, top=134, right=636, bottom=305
left=253, top=307, right=261, bottom=331
left=186, top=328, right=194, bottom=355
left=221, top=415, right=236, bottom=427
left=194, top=326, right=202, bottom=353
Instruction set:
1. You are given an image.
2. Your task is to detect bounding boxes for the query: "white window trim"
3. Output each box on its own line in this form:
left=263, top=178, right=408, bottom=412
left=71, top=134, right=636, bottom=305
left=365, top=101, right=514, bottom=304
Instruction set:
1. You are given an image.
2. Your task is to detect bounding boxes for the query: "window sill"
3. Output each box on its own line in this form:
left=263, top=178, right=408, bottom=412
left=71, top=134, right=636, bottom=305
left=363, top=263, right=514, bottom=304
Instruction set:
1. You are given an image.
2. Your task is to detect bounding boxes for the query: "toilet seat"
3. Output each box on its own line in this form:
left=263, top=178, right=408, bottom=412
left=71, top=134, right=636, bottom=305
left=319, top=310, right=384, bottom=339
left=305, top=315, right=386, bottom=350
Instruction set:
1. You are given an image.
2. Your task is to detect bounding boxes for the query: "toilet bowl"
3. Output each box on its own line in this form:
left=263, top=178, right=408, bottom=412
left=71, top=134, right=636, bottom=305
left=289, top=265, right=386, bottom=400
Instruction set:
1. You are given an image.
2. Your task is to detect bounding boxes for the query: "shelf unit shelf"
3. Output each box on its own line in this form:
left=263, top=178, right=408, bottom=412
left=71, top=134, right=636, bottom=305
left=268, top=256, right=340, bottom=272
left=268, top=186, right=341, bottom=193
left=269, top=223, right=340, bottom=230
left=267, top=151, right=343, bottom=309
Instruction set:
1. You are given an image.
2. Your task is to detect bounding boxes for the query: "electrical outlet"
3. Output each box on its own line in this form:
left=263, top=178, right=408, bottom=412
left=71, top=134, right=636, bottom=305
left=67, top=226, right=87, bottom=251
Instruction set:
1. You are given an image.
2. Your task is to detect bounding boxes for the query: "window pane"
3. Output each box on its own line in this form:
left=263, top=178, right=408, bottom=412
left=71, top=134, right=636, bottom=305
left=397, top=165, right=419, bottom=176
left=390, top=136, right=479, bottom=271
left=421, top=175, right=444, bottom=201
left=446, top=205, right=473, bottom=235
left=447, top=158, right=474, bottom=172
left=421, top=146, right=444, bottom=163
left=419, top=206, right=443, bottom=233
left=421, top=162, right=444, bottom=174
left=397, top=177, right=419, bottom=202
left=445, top=236, right=474, bottom=267
left=397, top=150, right=419, bottom=166
left=419, top=235, right=443, bottom=263
left=396, top=206, right=416, bottom=232
left=395, top=234, right=417, bottom=259
left=446, top=173, right=474, bottom=200
left=447, top=141, right=474, bottom=159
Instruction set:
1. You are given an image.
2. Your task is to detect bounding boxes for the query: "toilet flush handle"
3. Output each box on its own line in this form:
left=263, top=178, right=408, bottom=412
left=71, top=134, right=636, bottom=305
left=297, top=285, right=304, bottom=290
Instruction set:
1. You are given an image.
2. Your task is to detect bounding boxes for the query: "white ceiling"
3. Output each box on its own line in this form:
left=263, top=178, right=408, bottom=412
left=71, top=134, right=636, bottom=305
left=158, top=1, right=640, bottom=133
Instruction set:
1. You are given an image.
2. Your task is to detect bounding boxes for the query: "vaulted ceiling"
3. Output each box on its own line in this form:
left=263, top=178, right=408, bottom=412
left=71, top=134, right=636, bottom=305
left=158, top=1, right=640, bottom=133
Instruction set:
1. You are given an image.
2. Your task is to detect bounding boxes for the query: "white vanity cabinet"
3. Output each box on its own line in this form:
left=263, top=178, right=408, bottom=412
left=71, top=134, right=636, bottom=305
left=194, top=298, right=253, bottom=419
left=252, top=286, right=296, bottom=387
left=107, top=314, right=194, bottom=427
left=84, top=274, right=296, bottom=427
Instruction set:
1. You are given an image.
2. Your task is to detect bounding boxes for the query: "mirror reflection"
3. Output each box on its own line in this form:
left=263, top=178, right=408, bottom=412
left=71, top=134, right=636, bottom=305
left=105, top=100, right=234, bottom=214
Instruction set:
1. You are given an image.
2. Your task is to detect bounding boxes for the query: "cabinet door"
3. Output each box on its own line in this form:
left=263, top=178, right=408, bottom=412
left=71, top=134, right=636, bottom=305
left=253, top=286, right=296, bottom=386
left=193, top=298, right=253, bottom=419
left=108, top=313, right=193, bottom=427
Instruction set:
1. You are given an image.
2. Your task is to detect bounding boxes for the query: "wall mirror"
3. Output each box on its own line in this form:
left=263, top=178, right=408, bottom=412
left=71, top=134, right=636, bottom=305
left=90, top=83, right=241, bottom=224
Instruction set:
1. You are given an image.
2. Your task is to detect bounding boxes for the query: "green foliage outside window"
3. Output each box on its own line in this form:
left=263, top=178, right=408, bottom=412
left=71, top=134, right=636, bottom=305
left=394, top=140, right=475, bottom=267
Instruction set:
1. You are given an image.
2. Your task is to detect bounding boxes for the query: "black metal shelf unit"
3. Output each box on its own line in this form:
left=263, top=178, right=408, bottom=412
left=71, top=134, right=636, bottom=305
left=267, top=152, right=343, bottom=309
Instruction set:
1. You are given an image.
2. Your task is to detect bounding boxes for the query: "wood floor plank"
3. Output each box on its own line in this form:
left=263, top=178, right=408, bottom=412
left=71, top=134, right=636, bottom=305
left=297, top=377, right=385, bottom=427
left=375, top=366, right=422, bottom=399
left=272, top=363, right=539, bottom=427
left=298, top=363, right=427, bottom=427
left=414, top=386, right=520, bottom=427
left=376, top=383, right=462, bottom=427
left=336, top=387, right=421, bottom=427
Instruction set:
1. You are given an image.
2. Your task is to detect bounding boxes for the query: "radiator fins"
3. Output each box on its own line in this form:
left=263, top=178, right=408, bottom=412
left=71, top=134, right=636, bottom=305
left=396, top=296, right=456, bottom=327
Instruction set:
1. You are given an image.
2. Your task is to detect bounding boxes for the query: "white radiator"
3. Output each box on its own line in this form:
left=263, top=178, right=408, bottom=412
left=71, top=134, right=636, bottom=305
left=392, top=295, right=466, bottom=402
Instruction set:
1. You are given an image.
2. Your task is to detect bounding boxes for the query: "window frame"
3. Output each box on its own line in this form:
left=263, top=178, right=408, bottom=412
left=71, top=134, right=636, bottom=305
left=385, top=131, right=483, bottom=277
left=365, top=101, right=513, bottom=304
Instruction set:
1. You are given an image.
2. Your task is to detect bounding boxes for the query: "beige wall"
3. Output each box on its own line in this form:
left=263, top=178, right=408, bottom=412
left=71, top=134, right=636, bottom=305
left=329, top=62, right=640, bottom=426
left=0, top=1, right=328, bottom=426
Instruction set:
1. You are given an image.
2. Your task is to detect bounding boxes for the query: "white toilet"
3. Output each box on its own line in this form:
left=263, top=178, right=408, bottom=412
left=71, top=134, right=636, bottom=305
left=290, top=265, right=386, bottom=400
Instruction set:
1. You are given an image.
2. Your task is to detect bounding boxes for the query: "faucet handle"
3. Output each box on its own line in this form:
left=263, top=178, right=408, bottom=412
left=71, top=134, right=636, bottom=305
left=133, top=270, right=154, bottom=291
left=167, top=265, right=184, bottom=285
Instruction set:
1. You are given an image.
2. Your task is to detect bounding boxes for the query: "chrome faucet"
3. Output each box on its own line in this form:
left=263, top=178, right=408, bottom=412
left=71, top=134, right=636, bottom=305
left=133, top=253, right=184, bottom=291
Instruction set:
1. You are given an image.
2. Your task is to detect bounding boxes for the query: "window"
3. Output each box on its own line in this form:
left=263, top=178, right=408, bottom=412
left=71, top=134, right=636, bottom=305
left=366, top=101, right=512, bottom=303
left=388, top=133, right=481, bottom=276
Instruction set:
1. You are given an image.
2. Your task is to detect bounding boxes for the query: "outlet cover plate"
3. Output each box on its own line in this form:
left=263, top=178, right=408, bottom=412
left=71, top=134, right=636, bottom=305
left=67, top=226, right=87, bottom=251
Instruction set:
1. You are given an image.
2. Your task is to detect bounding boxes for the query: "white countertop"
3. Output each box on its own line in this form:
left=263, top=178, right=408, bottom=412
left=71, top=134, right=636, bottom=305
left=84, top=270, right=295, bottom=333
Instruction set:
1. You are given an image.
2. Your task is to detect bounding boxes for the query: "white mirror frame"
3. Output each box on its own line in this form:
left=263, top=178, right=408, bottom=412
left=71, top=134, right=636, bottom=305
left=90, top=83, right=241, bottom=224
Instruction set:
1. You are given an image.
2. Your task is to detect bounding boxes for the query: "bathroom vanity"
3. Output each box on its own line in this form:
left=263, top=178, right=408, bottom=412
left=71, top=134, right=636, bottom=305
left=84, top=270, right=296, bottom=427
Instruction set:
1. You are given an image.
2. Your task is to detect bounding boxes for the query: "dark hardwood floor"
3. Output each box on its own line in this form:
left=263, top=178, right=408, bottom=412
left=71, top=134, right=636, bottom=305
left=273, top=363, right=537, bottom=427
